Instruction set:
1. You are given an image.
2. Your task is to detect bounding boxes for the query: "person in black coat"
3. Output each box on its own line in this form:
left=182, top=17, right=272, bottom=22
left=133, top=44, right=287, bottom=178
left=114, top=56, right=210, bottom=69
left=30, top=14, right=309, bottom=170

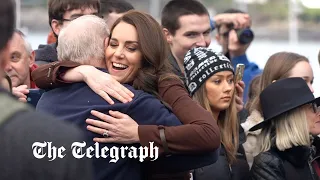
left=249, top=77, right=320, bottom=180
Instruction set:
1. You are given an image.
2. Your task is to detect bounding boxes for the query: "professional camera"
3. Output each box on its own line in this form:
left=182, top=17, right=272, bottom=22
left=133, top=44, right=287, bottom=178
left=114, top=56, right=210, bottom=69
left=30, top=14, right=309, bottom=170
left=224, top=23, right=254, bottom=45
left=235, top=28, right=254, bottom=45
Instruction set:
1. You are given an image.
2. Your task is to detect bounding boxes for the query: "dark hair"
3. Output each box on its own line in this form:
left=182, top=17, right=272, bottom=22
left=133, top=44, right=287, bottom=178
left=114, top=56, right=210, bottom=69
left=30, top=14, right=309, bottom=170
left=100, top=0, right=134, bottom=16
left=48, top=0, right=100, bottom=27
left=161, top=0, right=209, bottom=35
left=217, top=8, right=246, bottom=33
left=110, top=10, right=178, bottom=102
left=0, top=0, right=15, bottom=51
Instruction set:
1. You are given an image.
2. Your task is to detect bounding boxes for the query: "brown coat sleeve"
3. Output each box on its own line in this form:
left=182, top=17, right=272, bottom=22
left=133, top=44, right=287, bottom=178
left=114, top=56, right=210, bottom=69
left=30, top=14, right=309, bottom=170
left=31, top=61, right=81, bottom=89
left=138, top=78, right=221, bottom=155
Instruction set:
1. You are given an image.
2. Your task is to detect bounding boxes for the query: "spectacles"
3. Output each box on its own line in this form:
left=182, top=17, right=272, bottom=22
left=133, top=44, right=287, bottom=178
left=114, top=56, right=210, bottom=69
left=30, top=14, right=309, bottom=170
left=312, top=103, right=320, bottom=114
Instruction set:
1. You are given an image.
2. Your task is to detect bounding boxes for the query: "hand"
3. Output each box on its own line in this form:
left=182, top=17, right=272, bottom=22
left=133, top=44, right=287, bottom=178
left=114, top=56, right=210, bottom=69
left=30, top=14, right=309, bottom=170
left=235, top=81, right=245, bottom=112
left=214, top=13, right=251, bottom=29
left=12, top=85, right=29, bottom=103
left=79, top=66, right=134, bottom=104
left=86, top=110, right=139, bottom=144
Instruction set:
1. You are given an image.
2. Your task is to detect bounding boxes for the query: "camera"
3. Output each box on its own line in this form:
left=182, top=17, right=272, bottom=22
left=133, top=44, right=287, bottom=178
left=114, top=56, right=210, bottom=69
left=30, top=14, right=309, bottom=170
left=235, top=28, right=254, bottom=45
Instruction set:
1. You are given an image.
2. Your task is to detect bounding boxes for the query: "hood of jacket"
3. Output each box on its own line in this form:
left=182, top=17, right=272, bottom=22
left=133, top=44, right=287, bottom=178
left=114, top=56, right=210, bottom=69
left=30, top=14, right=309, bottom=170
left=35, top=43, right=58, bottom=63
left=241, top=109, right=264, bottom=135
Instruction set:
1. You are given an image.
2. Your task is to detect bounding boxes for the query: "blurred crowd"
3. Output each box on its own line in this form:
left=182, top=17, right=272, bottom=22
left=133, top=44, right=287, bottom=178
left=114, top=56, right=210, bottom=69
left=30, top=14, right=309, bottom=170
left=0, top=0, right=319, bottom=180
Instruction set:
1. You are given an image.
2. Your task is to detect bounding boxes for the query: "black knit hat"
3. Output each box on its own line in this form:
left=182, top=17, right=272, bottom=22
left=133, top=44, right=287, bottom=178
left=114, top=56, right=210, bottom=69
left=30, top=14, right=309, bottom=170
left=184, top=47, right=234, bottom=96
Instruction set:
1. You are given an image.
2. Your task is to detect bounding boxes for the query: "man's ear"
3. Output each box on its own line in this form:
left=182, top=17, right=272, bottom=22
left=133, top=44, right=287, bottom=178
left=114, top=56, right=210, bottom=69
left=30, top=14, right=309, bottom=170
left=29, top=51, right=35, bottom=67
left=163, top=28, right=173, bottom=44
left=51, top=20, right=62, bottom=36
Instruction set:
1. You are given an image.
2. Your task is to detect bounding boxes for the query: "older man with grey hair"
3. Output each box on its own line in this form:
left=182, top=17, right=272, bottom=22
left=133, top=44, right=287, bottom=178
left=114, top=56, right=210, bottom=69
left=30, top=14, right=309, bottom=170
left=5, top=30, right=38, bottom=102
left=57, top=14, right=109, bottom=68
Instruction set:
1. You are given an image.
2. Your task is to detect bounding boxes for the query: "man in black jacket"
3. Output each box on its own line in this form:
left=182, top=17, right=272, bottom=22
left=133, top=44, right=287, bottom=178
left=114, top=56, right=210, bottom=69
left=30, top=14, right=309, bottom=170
left=0, top=0, right=93, bottom=179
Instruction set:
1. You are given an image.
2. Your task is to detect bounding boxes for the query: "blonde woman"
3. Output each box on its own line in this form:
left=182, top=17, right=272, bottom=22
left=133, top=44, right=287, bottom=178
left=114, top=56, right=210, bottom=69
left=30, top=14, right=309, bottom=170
left=241, top=52, right=319, bottom=168
left=184, top=47, right=249, bottom=180
left=249, top=77, right=320, bottom=180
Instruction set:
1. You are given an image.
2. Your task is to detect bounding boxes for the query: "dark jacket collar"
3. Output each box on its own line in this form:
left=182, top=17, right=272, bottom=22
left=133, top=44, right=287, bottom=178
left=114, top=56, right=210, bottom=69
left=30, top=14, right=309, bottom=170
left=168, top=52, right=185, bottom=82
left=274, top=145, right=313, bottom=167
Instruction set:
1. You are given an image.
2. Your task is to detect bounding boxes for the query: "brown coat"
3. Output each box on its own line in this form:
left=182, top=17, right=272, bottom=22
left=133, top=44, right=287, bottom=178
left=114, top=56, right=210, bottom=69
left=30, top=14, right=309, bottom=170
left=31, top=62, right=221, bottom=179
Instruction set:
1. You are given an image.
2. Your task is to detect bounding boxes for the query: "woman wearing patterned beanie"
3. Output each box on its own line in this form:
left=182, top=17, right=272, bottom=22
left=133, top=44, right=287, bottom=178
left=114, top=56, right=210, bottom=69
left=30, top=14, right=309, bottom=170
left=184, top=47, right=249, bottom=180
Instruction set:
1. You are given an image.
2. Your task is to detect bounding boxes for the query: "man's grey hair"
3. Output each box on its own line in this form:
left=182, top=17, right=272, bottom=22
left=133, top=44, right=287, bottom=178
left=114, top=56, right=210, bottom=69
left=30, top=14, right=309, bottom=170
left=15, top=30, right=33, bottom=55
left=57, top=15, right=109, bottom=63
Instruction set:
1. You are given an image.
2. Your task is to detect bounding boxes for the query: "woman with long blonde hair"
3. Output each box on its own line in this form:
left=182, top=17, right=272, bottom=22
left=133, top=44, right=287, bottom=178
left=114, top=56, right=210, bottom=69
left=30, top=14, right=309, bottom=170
left=184, top=47, right=249, bottom=180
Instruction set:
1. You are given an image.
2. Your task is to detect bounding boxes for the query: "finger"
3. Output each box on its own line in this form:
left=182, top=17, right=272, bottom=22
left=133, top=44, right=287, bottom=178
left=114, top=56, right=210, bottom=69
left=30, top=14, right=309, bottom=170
left=13, top=92, right=27, bottom=99
left=109, top=110, right=128, bottom=119
left=91, top=110, right=117, bottom=124
left=233, top=19, right=240, bottom=29
left=236, top=84, right=244, bottom=94
left=104, top=87, right=128, bottom=104
left=97, top=90, right=114, bottom=105
left=16, top=85, right=28, bottom=90
left=109, top=81, right=133, bottom=102
left=121, top=85, right=134, bottom=98
left=229, top=30, right=238, bottom=44
left=22, top=89, right=30, bottom=94
left=93, top=137, right=117, bottom=143
left=238, top=81, right=245, bottom=88
left=19, top=98, right=27, bottom=103
left=114, top=87, right=133, bottom=103
left=235, top=96, right=242, bottom=104
left=86, top=119, right=114, bottom=130
left=86, top=125, right=109, bottom=136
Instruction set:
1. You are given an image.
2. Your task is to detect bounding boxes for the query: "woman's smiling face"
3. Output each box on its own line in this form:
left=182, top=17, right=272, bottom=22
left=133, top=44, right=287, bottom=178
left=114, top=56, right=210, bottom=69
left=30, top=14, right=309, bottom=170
left=106, top=21, right=142, bottom=83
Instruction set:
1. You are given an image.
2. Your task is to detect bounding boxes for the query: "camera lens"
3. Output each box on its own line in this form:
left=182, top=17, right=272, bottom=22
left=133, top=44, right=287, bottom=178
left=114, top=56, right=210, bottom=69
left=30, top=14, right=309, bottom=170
left=236, top=28, right=254, bottom=44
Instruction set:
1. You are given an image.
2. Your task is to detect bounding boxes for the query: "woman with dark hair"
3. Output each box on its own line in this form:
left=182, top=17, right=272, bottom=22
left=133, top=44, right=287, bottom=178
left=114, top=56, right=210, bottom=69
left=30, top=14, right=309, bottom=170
left=32, top=10, right=221, bottom=179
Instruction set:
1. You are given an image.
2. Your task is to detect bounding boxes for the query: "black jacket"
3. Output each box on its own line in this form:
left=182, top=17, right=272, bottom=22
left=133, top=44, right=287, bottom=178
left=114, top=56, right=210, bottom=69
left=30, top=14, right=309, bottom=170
left=193, top=126, right=250, bottom=180
left=250, top=146, right=319, bottom=180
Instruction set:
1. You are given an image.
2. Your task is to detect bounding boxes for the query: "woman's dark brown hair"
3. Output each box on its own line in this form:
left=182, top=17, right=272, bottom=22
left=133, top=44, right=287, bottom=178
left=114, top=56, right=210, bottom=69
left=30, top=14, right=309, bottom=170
left=109, top=10, right=178, bottom=101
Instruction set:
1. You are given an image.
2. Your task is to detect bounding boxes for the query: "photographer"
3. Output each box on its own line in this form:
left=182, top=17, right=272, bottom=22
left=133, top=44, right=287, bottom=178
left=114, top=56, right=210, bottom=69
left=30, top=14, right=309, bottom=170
left=215, top=9, right=262, bottom=103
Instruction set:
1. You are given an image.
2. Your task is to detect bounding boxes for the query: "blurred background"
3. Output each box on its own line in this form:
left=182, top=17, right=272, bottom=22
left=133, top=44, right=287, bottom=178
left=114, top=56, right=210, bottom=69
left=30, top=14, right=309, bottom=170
left=17, top=0, right=320, bottom=95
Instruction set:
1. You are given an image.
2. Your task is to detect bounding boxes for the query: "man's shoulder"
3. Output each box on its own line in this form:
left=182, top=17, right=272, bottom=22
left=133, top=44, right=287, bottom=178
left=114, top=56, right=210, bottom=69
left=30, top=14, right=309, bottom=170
left=43, top=82, right=147, bottom=105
